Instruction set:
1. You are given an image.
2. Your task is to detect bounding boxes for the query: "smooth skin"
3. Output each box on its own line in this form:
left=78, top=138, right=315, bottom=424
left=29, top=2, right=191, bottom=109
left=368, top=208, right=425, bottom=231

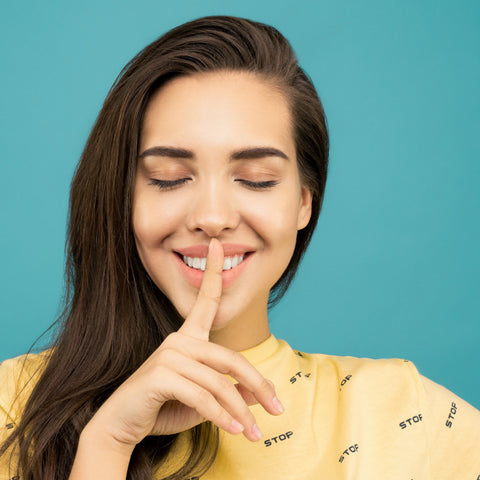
left=69, top=71, right=312, bottom=479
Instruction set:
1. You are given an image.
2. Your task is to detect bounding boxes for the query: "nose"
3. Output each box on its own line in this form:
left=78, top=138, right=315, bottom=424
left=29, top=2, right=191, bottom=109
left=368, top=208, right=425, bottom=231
left=185, top=180, right=240, bottom=237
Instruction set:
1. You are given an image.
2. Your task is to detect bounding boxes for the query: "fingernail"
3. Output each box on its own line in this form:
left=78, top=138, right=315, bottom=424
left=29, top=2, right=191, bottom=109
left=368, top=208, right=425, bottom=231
left=208, top=238, right=215, bottom=255
left=251, top=424, right=263, bottom=441
left=272, top=396, right=285, bottom=414
left=230, top=419, right=244, bottom=434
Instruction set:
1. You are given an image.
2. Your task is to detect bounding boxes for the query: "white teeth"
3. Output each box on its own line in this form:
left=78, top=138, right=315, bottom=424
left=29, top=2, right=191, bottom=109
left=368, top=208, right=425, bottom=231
left=182, top=255, right=245, bottom=271
left=231, top=255, right=241, bottom=268
left=193, top=257, right=201, bottom=269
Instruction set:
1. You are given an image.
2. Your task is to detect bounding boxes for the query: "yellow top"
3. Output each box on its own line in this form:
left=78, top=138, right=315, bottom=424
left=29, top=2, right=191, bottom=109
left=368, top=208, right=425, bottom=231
left=1, top=336, right=480, bottom=479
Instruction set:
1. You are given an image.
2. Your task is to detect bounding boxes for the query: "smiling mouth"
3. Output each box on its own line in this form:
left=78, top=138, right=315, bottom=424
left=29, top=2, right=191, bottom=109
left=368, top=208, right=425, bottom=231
left=177, top=253, right=250, bottom=271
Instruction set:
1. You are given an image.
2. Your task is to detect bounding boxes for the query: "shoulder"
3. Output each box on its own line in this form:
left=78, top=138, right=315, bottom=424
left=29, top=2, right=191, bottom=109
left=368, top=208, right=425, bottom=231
left=283, top=341, right=469, bottom=421
left=286, top=341, right=421, bottom=394
left=0, top=351, right=51, bottom=426
left=296, top=346, right=478, bottom=415
left=277, top=340, right=426, bottom=417
left=275, top=340, right=480, bottom=475
left=293, top=345, right=480, bottom=475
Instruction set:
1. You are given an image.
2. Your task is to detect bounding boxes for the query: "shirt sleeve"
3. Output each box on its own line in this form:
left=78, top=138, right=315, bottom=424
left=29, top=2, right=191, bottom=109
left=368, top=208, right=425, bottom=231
left=0, top=353, right=47, bottom=480
left=0, top=357, right=23, bottom=480
left=0, top=406, right=17, bottom=480
left=418, top=371, right=480, bottom=479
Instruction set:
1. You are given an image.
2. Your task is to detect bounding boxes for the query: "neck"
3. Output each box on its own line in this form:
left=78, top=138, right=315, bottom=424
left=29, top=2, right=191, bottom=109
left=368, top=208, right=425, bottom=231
left=209, top=303, right=271, bottom=352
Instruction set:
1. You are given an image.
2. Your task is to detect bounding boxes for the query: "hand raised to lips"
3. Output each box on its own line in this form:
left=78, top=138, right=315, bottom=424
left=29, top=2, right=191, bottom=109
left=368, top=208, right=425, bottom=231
left=179, top=238, right=226, bottom=340
left=84, top=238, right=284, bottom=453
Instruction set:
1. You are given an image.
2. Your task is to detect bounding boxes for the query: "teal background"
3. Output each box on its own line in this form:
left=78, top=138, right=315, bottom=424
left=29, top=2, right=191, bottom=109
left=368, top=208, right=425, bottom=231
left=1, top=1, right=479, bottom=409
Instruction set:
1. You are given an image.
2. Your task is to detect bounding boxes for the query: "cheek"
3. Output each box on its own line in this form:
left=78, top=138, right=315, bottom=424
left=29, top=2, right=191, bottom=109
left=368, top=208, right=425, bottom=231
left=132, top=193, right=184, bottom=248
left=242, top=194, right=300, bottom=287
left=244, top=193, right=301, bottom=244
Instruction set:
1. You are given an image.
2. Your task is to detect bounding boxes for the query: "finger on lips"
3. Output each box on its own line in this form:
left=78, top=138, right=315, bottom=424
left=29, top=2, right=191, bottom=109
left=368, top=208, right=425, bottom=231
left=179, top=238, right=224, bottom=339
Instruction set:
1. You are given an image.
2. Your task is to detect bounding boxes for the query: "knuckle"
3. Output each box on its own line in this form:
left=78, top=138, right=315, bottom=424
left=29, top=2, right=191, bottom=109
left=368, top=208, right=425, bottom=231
left=195, top=388, right=214, bottom=407
left=257, top=377, right=273, bottom=393
left=161, top=332, right=181, bottom=349
left=199, top=289, right=221, bottom=306
left=152, top=359, right=169, bottom=378
left=154, top=347, right=178, bottom=367
left=266, top=378, right=275, bottom=390
left=213, top=405, right=232, bottom=427
left=227, top=349, right=242, bottom=366
left=155, top=347, right=169, bottom=363
left=146, top=385, right=167, bottom=406
left=198, top=286, right=221, bottom=302
left=215, top=375, right=236, bottom=393
left=222, top=350, right=247, bottom=376
left=210, top=292, right=221, bottom=304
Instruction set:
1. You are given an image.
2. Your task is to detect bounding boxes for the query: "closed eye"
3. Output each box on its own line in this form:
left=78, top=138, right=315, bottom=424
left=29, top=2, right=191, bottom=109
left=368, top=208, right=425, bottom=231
left=148, top=178, right=278, bottom=191
left=148, top=178, right=191, bottom=190
left=236, top=179, right=278, bottom=189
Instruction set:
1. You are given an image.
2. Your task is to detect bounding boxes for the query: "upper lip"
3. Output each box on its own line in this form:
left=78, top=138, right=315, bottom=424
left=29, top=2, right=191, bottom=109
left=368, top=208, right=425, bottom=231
left=175, top=243, right=255, bottom=258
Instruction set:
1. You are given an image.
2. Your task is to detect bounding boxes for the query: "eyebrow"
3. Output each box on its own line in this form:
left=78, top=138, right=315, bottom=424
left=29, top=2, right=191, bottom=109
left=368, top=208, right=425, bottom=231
left=138, top=146, right=289, bottom=161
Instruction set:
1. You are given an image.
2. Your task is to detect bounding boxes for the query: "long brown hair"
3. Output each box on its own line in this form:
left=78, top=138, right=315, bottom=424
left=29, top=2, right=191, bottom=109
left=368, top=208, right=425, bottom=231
left=1, top=15, right=329, bottom=479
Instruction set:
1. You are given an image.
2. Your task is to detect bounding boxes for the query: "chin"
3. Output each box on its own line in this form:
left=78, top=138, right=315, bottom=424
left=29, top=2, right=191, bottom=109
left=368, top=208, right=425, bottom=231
left=170, top=294, right=236, bottom=327
left=210, top=304, right=240, bottom=331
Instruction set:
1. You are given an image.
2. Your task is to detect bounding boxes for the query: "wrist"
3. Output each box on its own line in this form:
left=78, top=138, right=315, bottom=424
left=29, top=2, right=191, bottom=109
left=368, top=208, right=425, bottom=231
left=80, top=416, right=137, bottom=458
left=69, top=421, right=135, bottom=480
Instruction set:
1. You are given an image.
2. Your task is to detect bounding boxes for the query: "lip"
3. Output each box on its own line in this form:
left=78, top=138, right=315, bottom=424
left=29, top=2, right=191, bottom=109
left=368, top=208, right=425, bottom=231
left=175, top=243, right=254, bottom=258
left=173, top=244, right=254, bottom=290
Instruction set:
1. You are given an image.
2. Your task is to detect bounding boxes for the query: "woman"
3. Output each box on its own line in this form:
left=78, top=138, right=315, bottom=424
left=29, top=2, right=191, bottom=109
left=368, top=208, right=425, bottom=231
left=1, top=15, right=479, bottom=480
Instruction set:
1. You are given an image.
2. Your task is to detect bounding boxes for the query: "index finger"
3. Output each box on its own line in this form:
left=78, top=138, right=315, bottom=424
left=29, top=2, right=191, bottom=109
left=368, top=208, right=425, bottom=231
left=179, top=238, right=224, bottom=340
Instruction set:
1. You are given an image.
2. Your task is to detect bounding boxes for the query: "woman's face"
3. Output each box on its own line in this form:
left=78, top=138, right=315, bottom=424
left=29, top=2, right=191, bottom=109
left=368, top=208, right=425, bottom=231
left=133, top=71, right=311, bottom=343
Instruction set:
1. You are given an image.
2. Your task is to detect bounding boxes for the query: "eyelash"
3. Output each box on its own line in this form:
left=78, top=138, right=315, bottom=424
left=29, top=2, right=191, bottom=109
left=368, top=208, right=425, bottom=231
left=235, top=179, right=278, bottom=189
left=148, top=178, right=190, bottom=190
left=148, top=178, right=278, bottom=190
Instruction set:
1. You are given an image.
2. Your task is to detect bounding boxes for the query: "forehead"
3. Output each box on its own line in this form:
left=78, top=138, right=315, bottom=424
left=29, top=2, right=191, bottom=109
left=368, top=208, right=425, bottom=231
left=140, top=71, right=294, bottom=155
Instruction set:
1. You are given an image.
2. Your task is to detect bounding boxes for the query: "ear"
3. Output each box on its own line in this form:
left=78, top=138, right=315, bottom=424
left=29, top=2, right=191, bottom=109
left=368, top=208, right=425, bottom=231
left=297, top=186, right=313, bottom=230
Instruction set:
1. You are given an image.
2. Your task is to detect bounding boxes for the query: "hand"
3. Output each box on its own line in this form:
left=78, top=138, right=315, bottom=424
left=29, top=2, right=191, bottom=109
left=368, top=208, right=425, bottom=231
left=87, top=238, right=284, bottom=451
